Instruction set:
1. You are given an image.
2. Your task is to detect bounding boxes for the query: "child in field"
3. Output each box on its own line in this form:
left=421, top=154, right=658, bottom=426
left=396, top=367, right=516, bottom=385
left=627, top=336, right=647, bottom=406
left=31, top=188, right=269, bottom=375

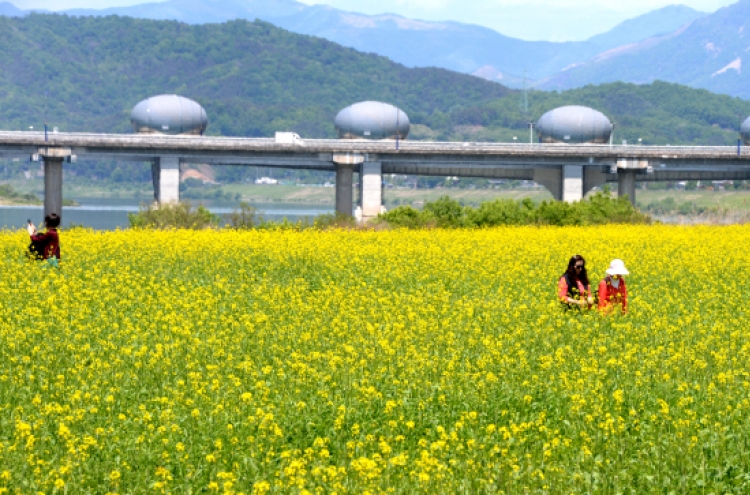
left=27, top=213, right=61, bottom=267
left=558, top=255, right=594, bottom=309
left=598, top=259, right=628, bottom=314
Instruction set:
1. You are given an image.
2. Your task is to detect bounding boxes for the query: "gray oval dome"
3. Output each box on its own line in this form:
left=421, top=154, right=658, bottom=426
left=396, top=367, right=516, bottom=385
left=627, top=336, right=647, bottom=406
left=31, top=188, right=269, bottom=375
left=536, top=105, right=612, bottom=144
left=335, top=101, right=409, bottom=140
left=741, top=116, right=750, bottom=145
left=131, top=95, right=208, bottom=135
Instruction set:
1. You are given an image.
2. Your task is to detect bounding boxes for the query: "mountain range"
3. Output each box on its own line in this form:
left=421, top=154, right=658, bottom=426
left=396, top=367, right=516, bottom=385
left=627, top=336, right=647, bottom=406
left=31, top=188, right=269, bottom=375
left=539, top=0, right=750, bottom=99
left=0, top=14, right=512, bottom=138
left=3, top=0, right=750, bottom=98
left=0, top=0, right=706, bottom=86
left=0, top=13, right=747, bottom=148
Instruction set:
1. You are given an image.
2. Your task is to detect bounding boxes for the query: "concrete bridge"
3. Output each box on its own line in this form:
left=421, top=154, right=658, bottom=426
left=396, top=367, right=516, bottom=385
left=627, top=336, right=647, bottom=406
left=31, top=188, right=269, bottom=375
left=2, top=130, right=750, bottom=220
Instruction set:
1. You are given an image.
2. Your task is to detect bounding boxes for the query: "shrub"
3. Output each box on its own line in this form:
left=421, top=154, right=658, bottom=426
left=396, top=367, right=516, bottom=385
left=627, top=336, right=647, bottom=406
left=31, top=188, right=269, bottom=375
left=466, top=198, right=535, bottom=227
left=377, top=205, right=427, bottom=229
left=311, top=212, right=357, bottom=230
left=422, top=196, right=465, bottom=228
left=376, top=191, right=651, bottom=229
left=226, top=202, right=263, bottom=229
left=128, top=202, right=220, bottom=229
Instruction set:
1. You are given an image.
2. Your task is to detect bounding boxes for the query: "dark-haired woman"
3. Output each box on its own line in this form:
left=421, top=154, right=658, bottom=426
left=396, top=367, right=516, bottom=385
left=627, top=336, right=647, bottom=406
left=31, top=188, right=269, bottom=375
left=28, top=213, right=61, bottom=266
left=558, top=255, right=593, bottom=309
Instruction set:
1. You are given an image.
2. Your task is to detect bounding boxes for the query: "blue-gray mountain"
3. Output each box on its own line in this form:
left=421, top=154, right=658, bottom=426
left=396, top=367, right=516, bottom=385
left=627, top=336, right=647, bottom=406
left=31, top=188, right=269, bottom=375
left=539, top=0, right=750, bottom=99
left=0, top=0, right=704, bottom=85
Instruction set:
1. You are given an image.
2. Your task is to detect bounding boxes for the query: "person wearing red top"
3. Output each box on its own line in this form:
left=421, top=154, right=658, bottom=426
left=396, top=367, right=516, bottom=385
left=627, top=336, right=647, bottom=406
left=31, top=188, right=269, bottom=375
left=558, top=255, right=594, bottom=310
left=598, top=259, right=629, bottom=314
left=27, top=213, right=61, bottom=265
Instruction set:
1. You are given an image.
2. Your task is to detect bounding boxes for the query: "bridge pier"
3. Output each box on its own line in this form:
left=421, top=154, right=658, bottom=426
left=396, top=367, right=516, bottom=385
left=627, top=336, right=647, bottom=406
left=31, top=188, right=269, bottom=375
left=44, top=157, right=63, bottom=219
left=335, top=163, right=354, bottom=216
left=152, top=156, right=180, bottom=203
left=562, top=165, right=583, bottom=202
left=534, top=165, right=585, bottom=202
left=359, top=161, right=383, bottom=221
left=618, top=169, right=637, bottom=205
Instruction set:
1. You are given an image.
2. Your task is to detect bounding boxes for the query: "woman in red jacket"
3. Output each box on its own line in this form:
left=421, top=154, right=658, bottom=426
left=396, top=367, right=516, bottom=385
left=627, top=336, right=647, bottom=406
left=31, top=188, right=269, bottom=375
left=27, top=213, right=61, bottom=266
left=598, top=259, right=628, bottom=314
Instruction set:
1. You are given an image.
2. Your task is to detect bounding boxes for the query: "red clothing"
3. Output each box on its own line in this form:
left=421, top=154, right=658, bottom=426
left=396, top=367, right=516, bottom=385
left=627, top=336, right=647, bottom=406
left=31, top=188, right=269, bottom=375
left=30, top=228, right=60, bottom=260
left=558, top=275, right=591, bottom=304
left=598, top=276, right=627, bottom=314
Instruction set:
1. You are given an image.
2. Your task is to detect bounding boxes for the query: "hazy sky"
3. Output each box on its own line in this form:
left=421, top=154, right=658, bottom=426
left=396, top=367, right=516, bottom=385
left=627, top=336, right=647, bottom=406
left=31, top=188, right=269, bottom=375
left=10, top=0, right=740, bottom=41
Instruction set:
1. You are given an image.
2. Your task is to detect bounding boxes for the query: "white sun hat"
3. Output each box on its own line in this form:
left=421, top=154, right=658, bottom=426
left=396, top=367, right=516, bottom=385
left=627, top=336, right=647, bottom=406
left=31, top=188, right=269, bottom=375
left=606, top=259, right=629, bottom=276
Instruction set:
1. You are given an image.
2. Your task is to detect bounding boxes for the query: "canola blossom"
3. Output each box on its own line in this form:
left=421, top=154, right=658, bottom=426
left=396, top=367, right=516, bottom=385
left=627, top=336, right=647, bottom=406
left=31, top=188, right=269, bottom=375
left=0, top=226, right=749, bottom=493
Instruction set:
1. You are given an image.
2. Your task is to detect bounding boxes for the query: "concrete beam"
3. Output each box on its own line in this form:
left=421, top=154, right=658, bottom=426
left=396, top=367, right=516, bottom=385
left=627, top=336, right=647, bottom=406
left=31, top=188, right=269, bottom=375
left=44, top=157, right=63, bottom=220
left=335, top=164, right=354, bottom=217
left=383, top=163, right=537, bottom=178
left=153, top=156, right=180, bottom=204
left=636, top=170, right=750, bottom=181
left=360, top=161, right=383, bottom=222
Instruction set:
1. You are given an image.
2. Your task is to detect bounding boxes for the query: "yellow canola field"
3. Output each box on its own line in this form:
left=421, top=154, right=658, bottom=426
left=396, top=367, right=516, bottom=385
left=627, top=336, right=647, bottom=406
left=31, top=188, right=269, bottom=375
left=0, top=226, right=749, bottom=494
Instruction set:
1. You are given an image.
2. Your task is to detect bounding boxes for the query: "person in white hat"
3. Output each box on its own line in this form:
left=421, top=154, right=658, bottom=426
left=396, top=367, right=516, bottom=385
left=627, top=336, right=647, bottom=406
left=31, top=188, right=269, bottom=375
left=598, top=259, right=629, bottom=314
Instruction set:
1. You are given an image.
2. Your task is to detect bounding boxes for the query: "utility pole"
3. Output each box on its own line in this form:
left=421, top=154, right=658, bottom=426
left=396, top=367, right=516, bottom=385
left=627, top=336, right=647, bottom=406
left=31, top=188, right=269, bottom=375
left=44, top=91, right=48, bottom=143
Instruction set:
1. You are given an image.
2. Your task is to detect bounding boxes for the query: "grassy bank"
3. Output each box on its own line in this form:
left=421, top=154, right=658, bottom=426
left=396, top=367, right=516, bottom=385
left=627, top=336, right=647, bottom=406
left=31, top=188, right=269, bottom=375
left=6, top=179, right=750, bottom=222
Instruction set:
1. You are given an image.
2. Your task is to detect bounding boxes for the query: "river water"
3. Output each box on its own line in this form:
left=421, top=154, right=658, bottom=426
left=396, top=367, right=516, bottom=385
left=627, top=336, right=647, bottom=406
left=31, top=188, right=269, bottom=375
left=0, top=198, right=333, bottom=230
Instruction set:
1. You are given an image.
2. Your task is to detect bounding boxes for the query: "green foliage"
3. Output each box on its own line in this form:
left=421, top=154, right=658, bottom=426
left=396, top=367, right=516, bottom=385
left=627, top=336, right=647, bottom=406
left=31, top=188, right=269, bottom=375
left=226, top=202, right=263, bottom=229
left=0, top=14, right=508, bottom=139
left=377, top=193, right=651, bottom=228
left=310, top=212, right=357, bottom=230
left=423, top=196, right=465, bottom=228
left=466, top=197, right=537, bottom=226
left=377, top=206, right=425, bottom=229
left=128, top=202, right=220, bottom=229
left=443, top=81, right=750, bottom=146
left=0, top=183, right=40, bottom=204
left=640, top=196, right=720, bottom=216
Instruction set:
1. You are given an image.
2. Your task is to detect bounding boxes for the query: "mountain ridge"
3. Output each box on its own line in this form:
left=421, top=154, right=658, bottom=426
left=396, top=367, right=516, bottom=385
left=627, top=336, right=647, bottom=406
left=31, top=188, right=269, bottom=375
left=0, top=0, right=706, bottom=85
left=538, top=0, right=750, bottom=98
left=0, top=14, right=511, bottom=138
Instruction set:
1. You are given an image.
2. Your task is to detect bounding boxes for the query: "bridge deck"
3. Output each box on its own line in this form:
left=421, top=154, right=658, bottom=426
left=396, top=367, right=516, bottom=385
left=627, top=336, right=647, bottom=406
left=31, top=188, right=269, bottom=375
left=0, top=131, right=747, bottom=161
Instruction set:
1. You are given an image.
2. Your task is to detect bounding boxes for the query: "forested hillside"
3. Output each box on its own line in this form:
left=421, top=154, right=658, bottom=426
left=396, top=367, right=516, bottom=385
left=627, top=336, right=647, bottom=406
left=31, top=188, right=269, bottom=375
left=0, top=14, right=749, bottom=150
left=438, top=81, right=750, bottom=146
left=0, top=14, right=510, bottom=137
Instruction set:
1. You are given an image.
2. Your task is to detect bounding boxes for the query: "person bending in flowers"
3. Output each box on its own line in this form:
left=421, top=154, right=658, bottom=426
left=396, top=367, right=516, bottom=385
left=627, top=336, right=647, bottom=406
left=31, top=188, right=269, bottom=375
left=598, top=259, right=628, bottom=314
left=558, top=255, right=594, bottom=310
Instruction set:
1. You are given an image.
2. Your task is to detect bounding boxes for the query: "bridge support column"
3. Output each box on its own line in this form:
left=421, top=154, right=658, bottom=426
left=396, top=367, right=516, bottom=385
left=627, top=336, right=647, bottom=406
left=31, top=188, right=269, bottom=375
left=44, top=157, right=63, bottom=219
left=583, top=166, right=608, bottom=196
left=335, top=164, right=354, bottom=216
left=562, top=165, right=583, bottom=202
left=153, top=156, right=180, bottom=204
left=534, top=167, right=562, bottom=200
left=359, top=161, right=382, bottom=222
left=618, top=169, right=637, bottom=206
left=534, top=166, right=584, bottom=202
